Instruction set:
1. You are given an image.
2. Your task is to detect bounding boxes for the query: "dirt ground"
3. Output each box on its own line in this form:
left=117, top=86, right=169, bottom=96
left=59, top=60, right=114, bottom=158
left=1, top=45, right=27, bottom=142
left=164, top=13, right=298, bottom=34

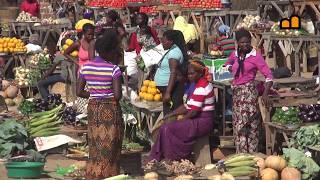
left=0, top=154, right=82, bottom=180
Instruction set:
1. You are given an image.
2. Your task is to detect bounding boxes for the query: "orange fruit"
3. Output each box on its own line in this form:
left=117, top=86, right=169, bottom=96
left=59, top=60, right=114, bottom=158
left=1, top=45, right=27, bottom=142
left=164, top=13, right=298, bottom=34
left=149, top=81, right=156, bottom=88
left=140, top=86, right=148, bottom=93
left=154, top=94, right=161, bottom=101
left=145, top=94, right=154, bottom=101
left=143, top=80, right=150, bottom=86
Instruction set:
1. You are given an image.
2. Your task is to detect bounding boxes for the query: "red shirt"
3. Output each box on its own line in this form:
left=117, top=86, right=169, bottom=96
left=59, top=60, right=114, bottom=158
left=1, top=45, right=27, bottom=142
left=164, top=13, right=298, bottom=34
left=185, top=78, right=215, bottom=111
left=20, top=0, right=39, bottom=17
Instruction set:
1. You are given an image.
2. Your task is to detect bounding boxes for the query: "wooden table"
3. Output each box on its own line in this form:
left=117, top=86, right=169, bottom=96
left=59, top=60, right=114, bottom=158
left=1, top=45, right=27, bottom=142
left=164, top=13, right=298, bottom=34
left=263, top=90, right=319, bottom=155
left=1, top=52, right=27, bottom=78
left=10, top=21, right=39, bottom=37
left=129, top=100, right=163, bottom=140
left=211, top=80, right=231, bottom=136
left=264, top=122, right=298, bottom=154
left=33, top=23, right=71, bottom=48
left=258, top=33, right=320, bottom=77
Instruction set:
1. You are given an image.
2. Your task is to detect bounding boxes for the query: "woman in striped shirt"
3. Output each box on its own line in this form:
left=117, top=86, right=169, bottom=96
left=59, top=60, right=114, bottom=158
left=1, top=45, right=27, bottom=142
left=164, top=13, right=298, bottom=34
left=77, top=29, right=124, bottom=179
left=149, top=60, right=214, bottom=161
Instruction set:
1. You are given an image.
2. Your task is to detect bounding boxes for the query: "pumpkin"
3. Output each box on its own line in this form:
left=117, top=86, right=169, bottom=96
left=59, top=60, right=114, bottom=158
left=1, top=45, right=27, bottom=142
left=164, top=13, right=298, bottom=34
left=5, top=98, right=15, bottom=106
left=281, top=167, right=301, bottom=180
left=0, top=91, right=7, bottom=98
left=261, top=168, right=279, bottom=180
left=2, top=80, right=10, bottom=90
left=265, top=155, right=286, bottom=171
left=5, top=86, right=19, bottom=98
left=254, top=157, right=266, bottom=172
left=13, top=96, right=23, bottom=105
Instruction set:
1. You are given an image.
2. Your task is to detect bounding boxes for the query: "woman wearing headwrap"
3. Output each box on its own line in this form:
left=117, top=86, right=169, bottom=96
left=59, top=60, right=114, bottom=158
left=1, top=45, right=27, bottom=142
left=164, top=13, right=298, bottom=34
left=149, top=60, right=214, bottom=161
left=210, top=24, right=236, bottom=57
left=128, top=13, right=160, bottom=54
left=225, top=28, right=273, bottom=153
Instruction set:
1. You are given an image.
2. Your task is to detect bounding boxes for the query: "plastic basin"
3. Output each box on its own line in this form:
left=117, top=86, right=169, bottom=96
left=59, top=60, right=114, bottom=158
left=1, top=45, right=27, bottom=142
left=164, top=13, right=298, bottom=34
left=5, top=162, right=45, bottom=178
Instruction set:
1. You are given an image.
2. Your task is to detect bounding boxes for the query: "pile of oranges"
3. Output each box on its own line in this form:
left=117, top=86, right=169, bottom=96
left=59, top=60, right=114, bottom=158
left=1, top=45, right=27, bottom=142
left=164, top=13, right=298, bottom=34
left=139, top=80, right=162, bottom=101
left=61, top=39, right=78, bottom=57
left=0, top=37, right=26, bottom=53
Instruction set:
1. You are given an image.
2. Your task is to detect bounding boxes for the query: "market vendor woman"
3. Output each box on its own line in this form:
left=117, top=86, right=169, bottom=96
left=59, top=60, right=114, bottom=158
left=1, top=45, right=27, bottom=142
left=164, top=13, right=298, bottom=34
left=77, top=29, right=124, bottom=179
left=20, top=0, right=40, bottom=17
left=149, top=60, right=214, bottom=161
left=225, top=28, right=273, bottom=153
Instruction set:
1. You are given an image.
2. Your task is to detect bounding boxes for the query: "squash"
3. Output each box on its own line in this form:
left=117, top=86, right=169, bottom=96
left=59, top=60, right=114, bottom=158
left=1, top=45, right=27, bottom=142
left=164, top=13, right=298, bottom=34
left=5, top=86, right=19, bottom=98
left=265, top=155, right=286, bottom=171
left=254, top=157, right=265, bottom=172
left=281, top=167, right=301, bottom=180
left=2, top=80, right=10, bottom=90
left=0, top=91, right=7, bottom=98
left=5, top=98, right=15, bottom=106
left=13, top=95, right=23, bottom=105
left=261, top=168, right=279, bottom=180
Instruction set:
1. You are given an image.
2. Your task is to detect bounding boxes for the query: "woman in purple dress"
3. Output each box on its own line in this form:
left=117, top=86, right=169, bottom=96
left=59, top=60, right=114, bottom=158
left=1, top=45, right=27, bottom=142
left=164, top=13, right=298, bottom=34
left=149, top=60, right=214, bottom=161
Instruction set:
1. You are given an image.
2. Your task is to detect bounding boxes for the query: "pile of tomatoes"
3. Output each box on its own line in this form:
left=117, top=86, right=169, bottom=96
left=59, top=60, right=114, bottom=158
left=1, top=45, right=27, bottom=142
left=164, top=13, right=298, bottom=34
left=140, top=6, right=159, bottom=14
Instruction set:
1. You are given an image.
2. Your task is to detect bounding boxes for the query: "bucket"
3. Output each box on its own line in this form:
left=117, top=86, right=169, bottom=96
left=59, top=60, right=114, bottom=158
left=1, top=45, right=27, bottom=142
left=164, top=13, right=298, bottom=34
left=5, top=162, right=45, bottom=178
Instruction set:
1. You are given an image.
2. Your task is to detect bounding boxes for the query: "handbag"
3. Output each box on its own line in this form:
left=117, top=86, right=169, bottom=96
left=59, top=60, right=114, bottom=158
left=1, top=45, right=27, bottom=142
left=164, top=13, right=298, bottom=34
left=147, top=47, right=173, bottom=80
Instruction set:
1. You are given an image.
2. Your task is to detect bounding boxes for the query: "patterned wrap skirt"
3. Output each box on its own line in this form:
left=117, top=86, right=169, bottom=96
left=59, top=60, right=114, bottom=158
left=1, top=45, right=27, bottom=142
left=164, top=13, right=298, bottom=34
left=86, top=98, right=124, bottom=180
left=232, top=81, right=260, bottom=153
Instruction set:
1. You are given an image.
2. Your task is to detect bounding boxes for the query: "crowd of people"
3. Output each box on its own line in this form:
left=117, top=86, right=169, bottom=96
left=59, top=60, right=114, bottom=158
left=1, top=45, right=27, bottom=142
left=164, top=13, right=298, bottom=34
left=37, top=9, right=274, bottom=179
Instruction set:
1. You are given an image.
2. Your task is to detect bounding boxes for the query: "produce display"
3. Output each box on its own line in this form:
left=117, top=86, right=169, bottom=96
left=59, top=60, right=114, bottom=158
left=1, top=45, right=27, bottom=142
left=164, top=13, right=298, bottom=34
left=144, top=159, right=198, bottom=175
left=61, top=38, right=78, bottom=57
left=0, top=37, right=27, bottom=53
left=236, top=15, right=273, bottom=31
left=87, top=0, right=127, bottom=8
left=271, top=107, right=301, bottom=125
left=160, top=0, right=183, bottom=4
left=16, top=11, right=40, bottom=22
left=68, top=144, right=88, bottom=157
left=62, top=106, right=78, bottom=125
left=270, top=22, right=305, bottom=36
left=298, top=104, right=320, bottom=122
left=140, top=6, right=159, bottom=14
left=33, top=94, right=63, bottom=112
left=14, top=67, right=41, bottom=87
left=218, top=153, right=257, bottom=177
left=0, top=120, right=28, bottom=158
left=26, top=104, right=64, bottom=137
left=29, top=52, right=52, bottom=70
left=18, top=99, right=35, bottom=115
left=139, top=80, right=162, bottom=101
left=0, top=80, right=20, bottom=107
left=207, top=173, right=235, bottom=180
left=182, top=0, right=223, bottom=9
left=56, top=164, right=86, bottom=178
left=283, top=148, right=319, bottom=180
left=293, top=124, right=320, bottom=150
left=122, top=139, right=144, bottom=152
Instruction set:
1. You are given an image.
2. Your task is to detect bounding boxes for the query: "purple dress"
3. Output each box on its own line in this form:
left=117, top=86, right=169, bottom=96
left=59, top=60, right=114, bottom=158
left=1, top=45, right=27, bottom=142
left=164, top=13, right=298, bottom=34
left=149, top=78, right=214, bottom=161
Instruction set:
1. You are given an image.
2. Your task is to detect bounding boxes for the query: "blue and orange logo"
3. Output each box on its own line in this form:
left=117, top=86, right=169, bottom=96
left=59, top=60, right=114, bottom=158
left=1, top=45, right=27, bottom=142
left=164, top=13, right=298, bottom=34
left=279, top=15, right=301, bottom=29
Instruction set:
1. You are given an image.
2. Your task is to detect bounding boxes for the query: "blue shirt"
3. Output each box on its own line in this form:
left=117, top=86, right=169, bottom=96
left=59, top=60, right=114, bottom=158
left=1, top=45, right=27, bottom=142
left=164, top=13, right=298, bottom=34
left=154, top=45, right=183, bottom=86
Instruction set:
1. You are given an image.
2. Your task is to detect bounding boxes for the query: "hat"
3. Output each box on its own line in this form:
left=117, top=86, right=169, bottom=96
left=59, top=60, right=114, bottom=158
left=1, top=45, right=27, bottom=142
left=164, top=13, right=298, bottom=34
left=218, top=25, right=230, bottom=34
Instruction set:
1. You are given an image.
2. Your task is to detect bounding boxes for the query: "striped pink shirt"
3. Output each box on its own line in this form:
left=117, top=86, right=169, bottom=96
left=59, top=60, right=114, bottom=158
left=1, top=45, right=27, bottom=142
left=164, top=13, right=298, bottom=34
left=185, top=78, right=215, bottom=111
left=79, top=57, right=122, bottom=99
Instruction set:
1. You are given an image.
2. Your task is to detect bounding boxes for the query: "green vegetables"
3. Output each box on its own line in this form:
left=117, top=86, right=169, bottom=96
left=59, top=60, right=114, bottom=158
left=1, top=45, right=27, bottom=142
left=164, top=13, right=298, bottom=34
left=293, top=124, right=320, bottom=150
left=0, top=120, right=28, bottom=158
left=272, top=107, right=301, bottom=125
left=18, top=99, right=35, bottom=115
left=283, top=148, right=320, bottom=180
